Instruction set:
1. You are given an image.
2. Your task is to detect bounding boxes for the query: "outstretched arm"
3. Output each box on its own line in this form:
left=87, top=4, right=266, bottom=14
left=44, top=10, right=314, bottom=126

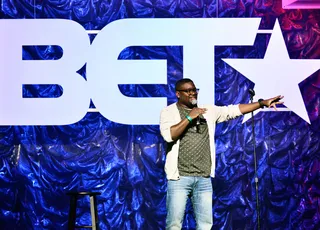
left=239, top=95, right=284, bottom=115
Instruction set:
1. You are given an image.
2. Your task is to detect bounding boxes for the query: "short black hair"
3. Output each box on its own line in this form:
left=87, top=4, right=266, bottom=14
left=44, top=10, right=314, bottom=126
left=175, top=78, right=194, bottom=91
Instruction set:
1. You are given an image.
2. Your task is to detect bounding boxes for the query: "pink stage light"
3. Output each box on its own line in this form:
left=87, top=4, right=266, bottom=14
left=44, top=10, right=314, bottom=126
left=282, top=0, right=320, bottom=9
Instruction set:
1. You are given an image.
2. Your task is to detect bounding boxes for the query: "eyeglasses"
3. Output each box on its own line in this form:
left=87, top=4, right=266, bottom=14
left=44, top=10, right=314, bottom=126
left=177, top=88, right=199, bottom=94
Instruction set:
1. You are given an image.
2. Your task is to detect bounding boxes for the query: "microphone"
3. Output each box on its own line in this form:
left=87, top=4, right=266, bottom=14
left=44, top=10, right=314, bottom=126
left=191, top=98, right=197, bottom=107
left=249, top=89, right=255, bottom=97
left=191, top=99, right=200, bottom=132
left=249, top=89, right=255, bottom=101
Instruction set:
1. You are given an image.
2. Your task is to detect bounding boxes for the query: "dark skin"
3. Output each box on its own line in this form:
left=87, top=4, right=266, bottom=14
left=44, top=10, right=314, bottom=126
left=170, top=82, right=284, bottom=141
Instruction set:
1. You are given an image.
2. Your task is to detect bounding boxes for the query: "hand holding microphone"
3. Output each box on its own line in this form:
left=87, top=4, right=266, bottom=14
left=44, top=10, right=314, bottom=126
left=188, top=99, right=207, bottom=132
left=188, top=99, right=207, bottom=119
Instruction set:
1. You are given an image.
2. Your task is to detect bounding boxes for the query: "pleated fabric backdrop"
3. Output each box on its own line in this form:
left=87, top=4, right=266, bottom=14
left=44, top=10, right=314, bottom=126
left=1, top=0, right=320, bottom=229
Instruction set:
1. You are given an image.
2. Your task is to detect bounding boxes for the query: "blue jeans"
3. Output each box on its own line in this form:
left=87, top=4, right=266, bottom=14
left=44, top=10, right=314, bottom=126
left=166, top=176, right=213, bottom=230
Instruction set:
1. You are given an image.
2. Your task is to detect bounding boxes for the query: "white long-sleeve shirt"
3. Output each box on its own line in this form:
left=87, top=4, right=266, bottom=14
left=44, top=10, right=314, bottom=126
left=160, top=103, right=243, bottom=180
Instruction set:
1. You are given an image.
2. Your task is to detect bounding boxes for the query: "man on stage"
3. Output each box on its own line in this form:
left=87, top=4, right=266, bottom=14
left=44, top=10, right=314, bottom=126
left=159, top=78, right=283, bottom=230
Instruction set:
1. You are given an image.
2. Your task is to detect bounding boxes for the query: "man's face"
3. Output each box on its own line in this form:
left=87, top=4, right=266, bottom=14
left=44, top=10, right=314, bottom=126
left=176, top=82, right=198, bottom=108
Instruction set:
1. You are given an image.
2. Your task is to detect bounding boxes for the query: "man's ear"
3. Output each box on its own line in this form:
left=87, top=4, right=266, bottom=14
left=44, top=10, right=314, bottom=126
left=176, top=91, right=180, bottom=98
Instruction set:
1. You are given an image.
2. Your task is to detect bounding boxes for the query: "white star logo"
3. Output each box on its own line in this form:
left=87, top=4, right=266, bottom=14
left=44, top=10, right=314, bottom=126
left=222, top=19, right=320, bottom=124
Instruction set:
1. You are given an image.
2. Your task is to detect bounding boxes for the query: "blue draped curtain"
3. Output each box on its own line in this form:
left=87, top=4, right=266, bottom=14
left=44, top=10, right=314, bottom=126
left=1, top=0, right=320, bottom=229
